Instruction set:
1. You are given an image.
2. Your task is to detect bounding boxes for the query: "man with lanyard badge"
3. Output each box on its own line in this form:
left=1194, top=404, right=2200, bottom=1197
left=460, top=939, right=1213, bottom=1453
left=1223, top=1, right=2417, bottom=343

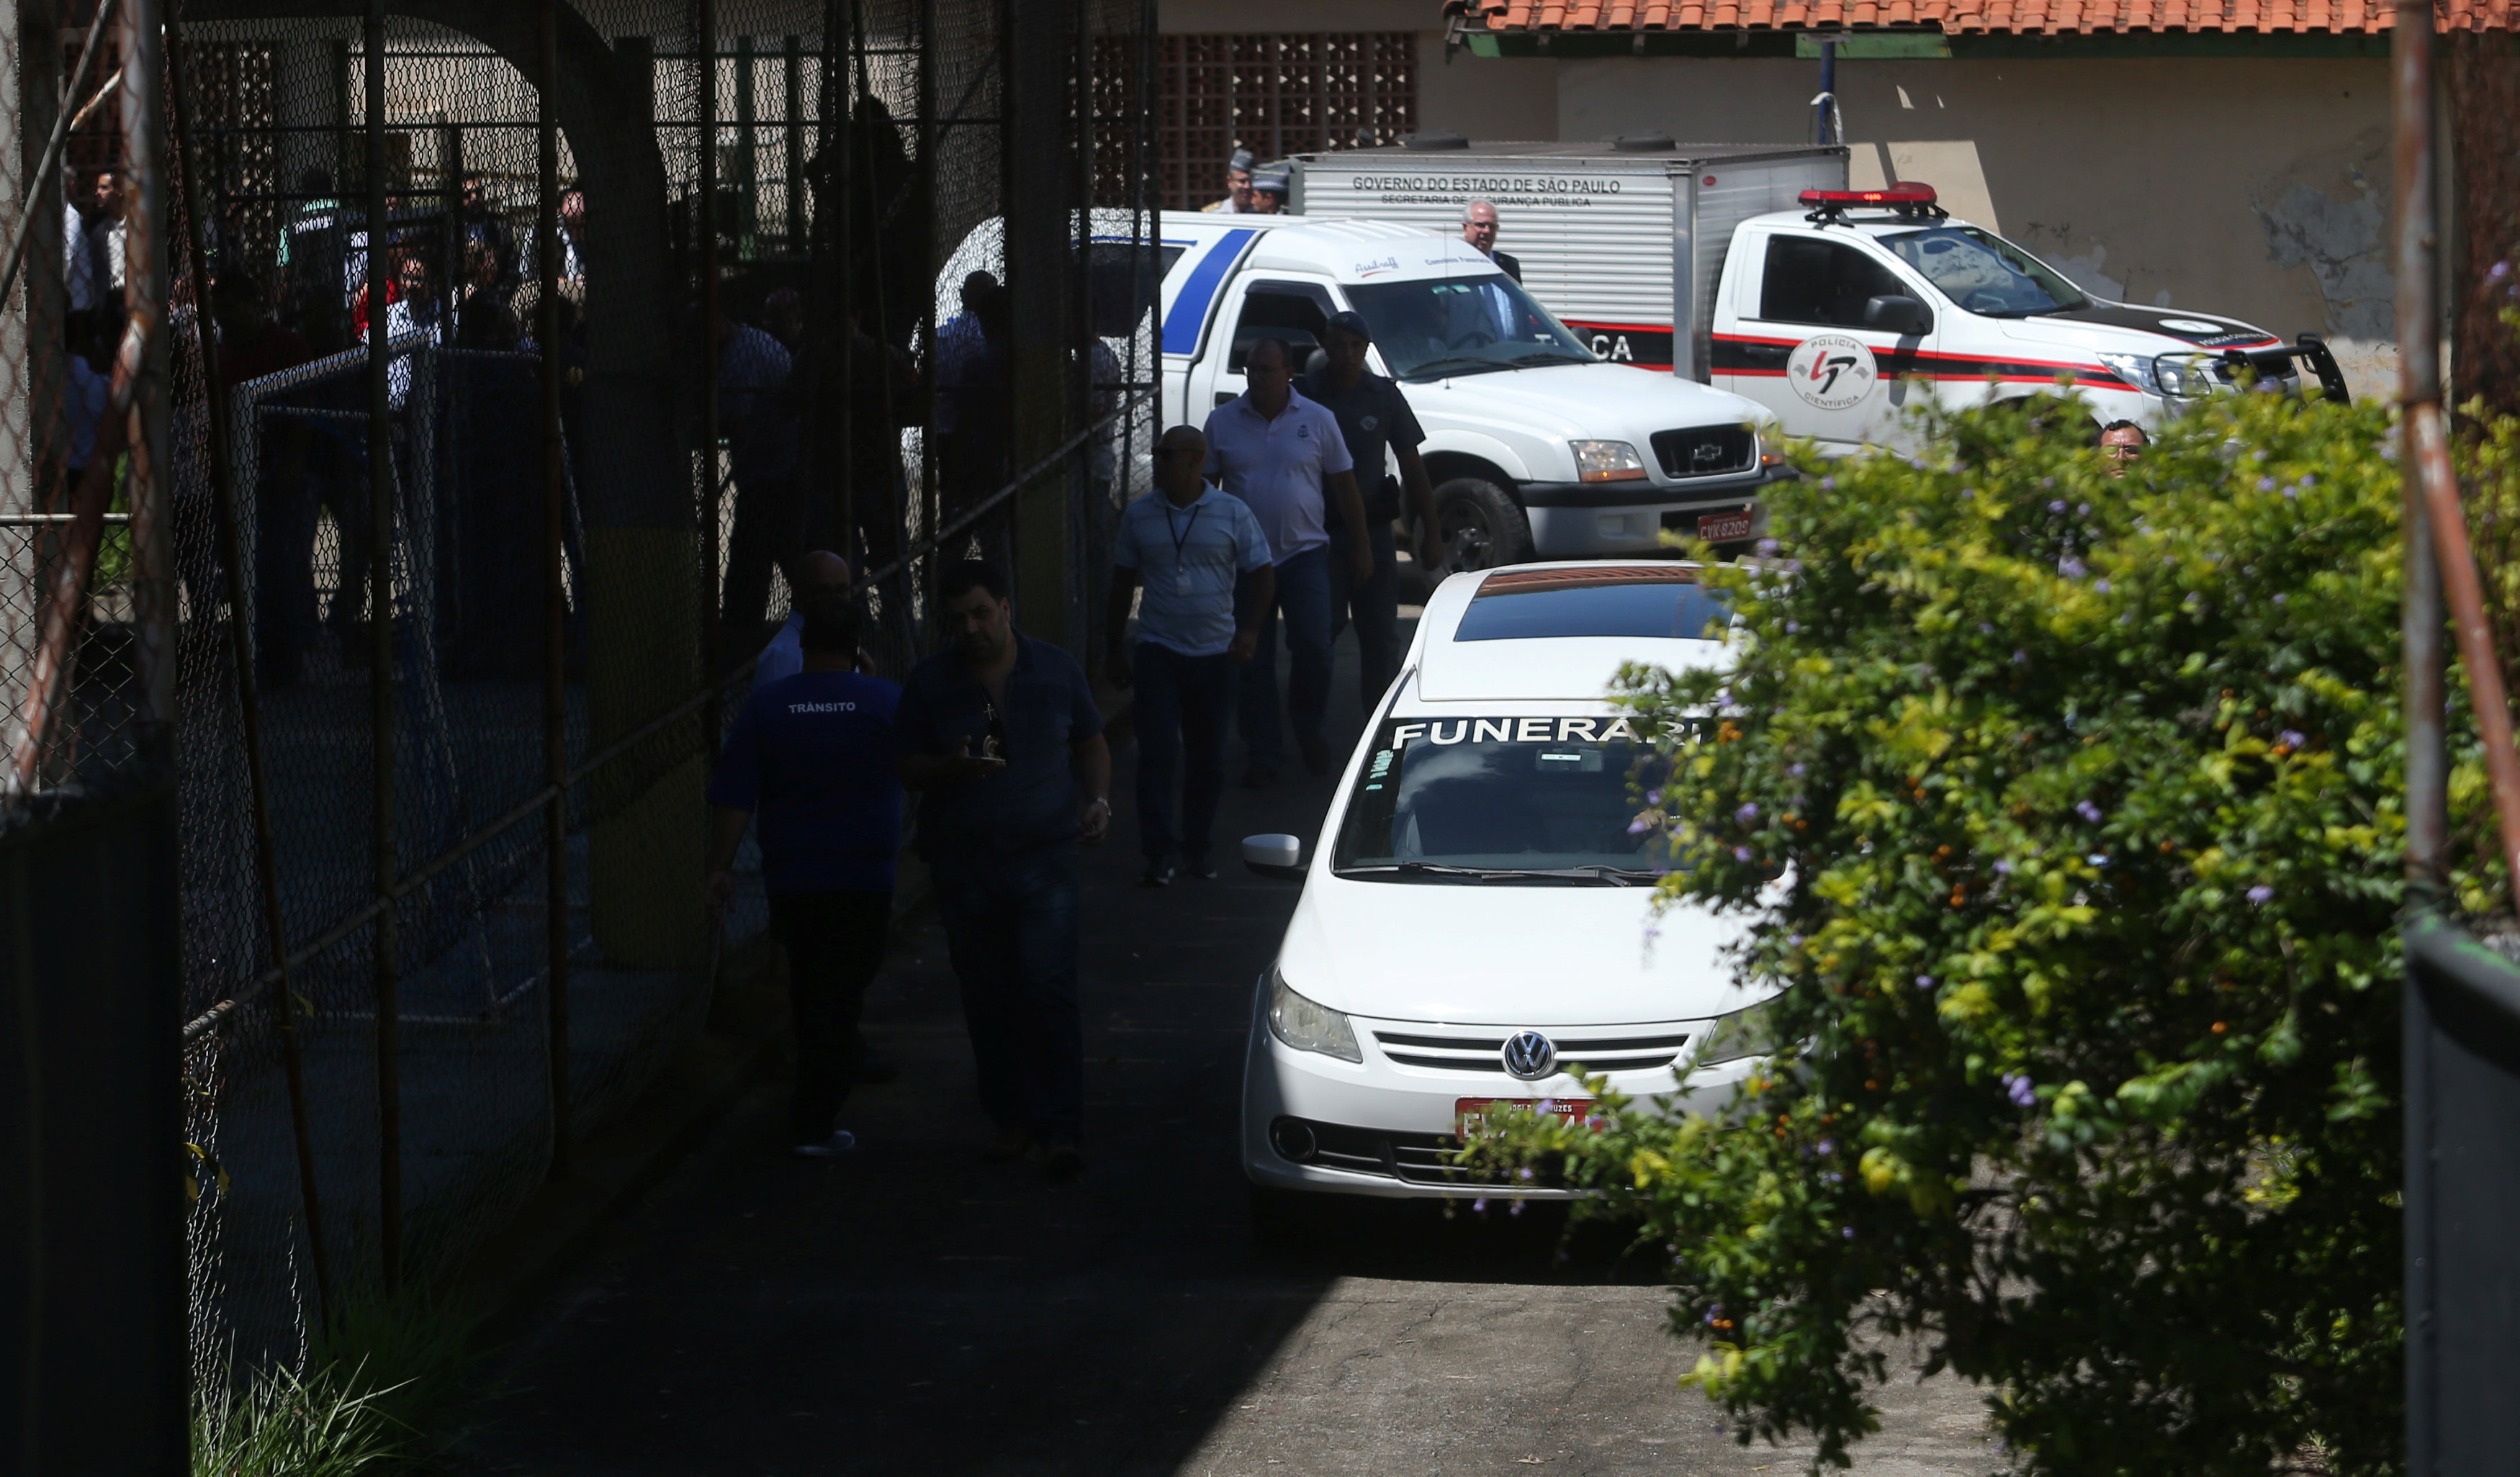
left=1106, top=425, right=1275, bottom=886
left=1297, top=311, right=1445, bottom=715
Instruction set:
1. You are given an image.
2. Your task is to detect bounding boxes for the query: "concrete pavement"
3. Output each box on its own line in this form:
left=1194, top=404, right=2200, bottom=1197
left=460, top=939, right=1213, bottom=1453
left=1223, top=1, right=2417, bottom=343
left=451, top=611, right=1997, bottom=1476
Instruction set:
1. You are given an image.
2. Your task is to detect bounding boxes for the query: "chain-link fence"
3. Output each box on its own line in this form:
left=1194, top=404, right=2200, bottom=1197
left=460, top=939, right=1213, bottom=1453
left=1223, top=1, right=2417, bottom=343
left=1, top=0, right=1156, bottom=1375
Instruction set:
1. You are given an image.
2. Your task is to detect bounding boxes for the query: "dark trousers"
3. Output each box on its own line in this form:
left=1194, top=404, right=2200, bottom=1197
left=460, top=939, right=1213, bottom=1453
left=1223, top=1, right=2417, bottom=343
left=723, top=466, right=802, bottom=651
left=931, top=846, right=1084, bottom=1145
left=1131, top=641, right=1234, bottom=864
left=1328, top=518, right=1401, bottom=714
left=1237, top=545, right=1332, bottom=767
left=768, top=888, right=893, bottom=1142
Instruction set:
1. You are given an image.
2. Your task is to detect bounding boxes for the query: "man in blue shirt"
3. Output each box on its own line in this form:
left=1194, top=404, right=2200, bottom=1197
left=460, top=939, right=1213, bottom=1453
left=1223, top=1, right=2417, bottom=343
left=1202, top=335, right=1371, bottom=785
left=897, top=561, right=1110, bottom=1180
left=1105, top=425, right=1274, bottom=886
left=706, top=595, right=902, bottom=1156
left=752, top=549, right=858, bottom=690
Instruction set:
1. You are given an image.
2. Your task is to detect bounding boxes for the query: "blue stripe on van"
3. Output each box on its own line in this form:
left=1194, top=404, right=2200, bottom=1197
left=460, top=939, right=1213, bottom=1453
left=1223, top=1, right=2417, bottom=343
left=1161, top=228, right=1257, bottom=357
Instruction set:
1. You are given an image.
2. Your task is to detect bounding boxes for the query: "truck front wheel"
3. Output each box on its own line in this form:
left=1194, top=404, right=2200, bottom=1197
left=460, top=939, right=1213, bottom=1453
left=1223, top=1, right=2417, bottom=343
left=1434, top=476, right=1533, bottom=572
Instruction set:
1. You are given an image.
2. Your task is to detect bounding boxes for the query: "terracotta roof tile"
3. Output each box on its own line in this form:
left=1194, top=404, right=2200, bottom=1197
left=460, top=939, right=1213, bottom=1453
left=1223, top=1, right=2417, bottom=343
left=1455, top=0, right=2511, bottom=31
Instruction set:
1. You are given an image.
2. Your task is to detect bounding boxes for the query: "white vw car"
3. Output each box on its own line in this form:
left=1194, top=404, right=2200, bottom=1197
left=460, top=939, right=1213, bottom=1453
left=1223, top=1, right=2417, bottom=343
left=1240, top=561, right=1783, bottom=1212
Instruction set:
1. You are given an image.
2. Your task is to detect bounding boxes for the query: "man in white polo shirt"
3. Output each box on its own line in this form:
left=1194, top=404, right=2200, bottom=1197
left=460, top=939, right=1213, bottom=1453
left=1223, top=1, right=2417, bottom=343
left=1105, top=425, right=1276, bottom=885
left=1202, top=335, right=1371, bottom=786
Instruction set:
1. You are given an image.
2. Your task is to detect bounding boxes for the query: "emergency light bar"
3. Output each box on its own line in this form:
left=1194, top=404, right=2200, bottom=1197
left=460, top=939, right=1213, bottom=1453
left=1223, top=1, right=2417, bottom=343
left=1797, top=182, right=1938, bottom=207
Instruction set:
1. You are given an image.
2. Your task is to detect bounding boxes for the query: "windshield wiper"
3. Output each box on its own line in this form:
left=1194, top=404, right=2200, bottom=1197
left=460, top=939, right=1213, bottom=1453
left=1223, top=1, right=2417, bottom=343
left=1508, top=351, right=1593, bottom=368
left=1400, top=356, right=1511, bottom=381
left=1336, top=862, right=1654, bottom=885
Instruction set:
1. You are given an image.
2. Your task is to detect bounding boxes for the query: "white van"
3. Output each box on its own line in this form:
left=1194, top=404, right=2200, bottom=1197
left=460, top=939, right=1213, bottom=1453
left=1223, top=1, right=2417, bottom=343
left=1238, top=561, right=1781, bottom=1210
left=1295, top=143, right=2348, bottom=450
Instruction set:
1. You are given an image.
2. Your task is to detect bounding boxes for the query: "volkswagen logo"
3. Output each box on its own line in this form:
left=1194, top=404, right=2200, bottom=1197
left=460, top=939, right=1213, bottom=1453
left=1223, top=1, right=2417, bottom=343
left=1501, top=1030, right=1558, bottom=1081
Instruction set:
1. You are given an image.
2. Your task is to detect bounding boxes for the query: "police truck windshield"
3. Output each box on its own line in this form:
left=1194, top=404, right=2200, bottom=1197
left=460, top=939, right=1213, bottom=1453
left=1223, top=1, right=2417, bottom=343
left=1878, top=225, right=2090, bottom=318
left=1346, top=276, right=1598, bottom=381
left=1332, top=717, right=1667, bottom=882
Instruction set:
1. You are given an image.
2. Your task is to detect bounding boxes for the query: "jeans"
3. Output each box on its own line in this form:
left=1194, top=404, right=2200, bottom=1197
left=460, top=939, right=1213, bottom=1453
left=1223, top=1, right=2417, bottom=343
left=1131, top=641, right=1234, bottom=864
left=1238, top=545, right=1332, bottom=768
left=768, top=889, right=893, bottom=1142
left=1328, top=518, right=1400, bottom=715
left=722, top=465, right=803, bottom=650
left=930, top=845, right=1085, bottom=1145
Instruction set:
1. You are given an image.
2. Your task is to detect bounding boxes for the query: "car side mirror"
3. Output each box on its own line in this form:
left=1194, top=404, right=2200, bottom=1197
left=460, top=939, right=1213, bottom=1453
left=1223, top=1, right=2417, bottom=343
left=1243, top=834, right=1306, bottom=882
left=1863, top=294, right=1932, bottom=337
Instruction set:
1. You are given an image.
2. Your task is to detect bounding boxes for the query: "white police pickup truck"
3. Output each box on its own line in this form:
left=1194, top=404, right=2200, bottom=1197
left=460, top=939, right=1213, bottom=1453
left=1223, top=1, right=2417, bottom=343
left=1294, top=143, right=2346, bottom=452
left=1156, top=216, right=1786, bottom=568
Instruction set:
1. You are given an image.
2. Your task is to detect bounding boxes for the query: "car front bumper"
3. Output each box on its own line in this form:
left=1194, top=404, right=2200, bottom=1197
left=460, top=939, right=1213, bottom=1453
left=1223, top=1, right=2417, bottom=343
left=1519, top=466, right=1791, bottom=559
left=1239, top=999, right=1756, bottom=1201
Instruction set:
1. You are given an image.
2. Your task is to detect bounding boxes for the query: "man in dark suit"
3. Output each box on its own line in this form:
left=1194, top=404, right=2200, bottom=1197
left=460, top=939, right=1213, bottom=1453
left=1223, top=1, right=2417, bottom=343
left=1462, top=199, right=1521, bottom=282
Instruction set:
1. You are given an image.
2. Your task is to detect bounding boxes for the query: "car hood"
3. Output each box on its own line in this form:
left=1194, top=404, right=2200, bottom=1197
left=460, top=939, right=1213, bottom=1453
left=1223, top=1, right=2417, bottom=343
left=1403, top=361, right=1771, bottom=443
left=2001, top=302, right=2282, bottom=363
left=1273, top=872, right=1768, bottom=1026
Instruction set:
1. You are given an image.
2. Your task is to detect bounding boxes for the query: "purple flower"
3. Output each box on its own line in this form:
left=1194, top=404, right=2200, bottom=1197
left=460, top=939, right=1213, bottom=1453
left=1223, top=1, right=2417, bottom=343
left=2282, top=484, right=2300, bottom=500
left=1787, top=932, right=1803, bottom=947
left=1735, top=802, right=1760, bottom=824
left=1472, top=1197, right=1489, bottom=1211
left=1733, top=845, right=1755, bottom=863
left=1536, top=1098, right=1557, bottom=1114
left=2279, top=729, right=2305, bottom=747
left=2094, top=579, right=2112, bottom=594
left=2013, top=649, right=2028, bottom=664
left=1518, top=1167, right=1535, bottom=1181
left=1757, top=537, right=1781, bottom=556
left=2272, top=593, right=2287, bottom=605
left=2076, top=799, right=2105, bottom=823
left=2300, top=473, right=2317, bottom=487
left=1783, top=559, right=1804, bottom=574
left=2060, top=557, right=2087, bottom=579
left=2247, top=884, right=2274, bottom=904
left=1993, top=859, right=2014, bottom=875
left=1788, top=762, right=1807, bottom=777
left=1915, top=973, right=1935, bottom=989
left=1979, top=621, right=1994, bottom=633
left=1627, top=817, right=1652, bottom=835
left=1817, top=1138, right=1835, bottom=1155
left=2041, top=476, right=2056, bottom=489
left=1508, top=1199, right=1526, bottom=1216
left=1960, top=487, right=1976, bottom=500
left=2494, top=261, right=2514, bottom=282
left=1842, top=1226, right=1857, bottom=1240
left=1909, top=456, right=1929, bottom=471
left=2048, top=499, right=2067, bottom=513
left=2256, top=476, right=2277, bottom=492
left=1820, top=476, right=1837, bottom=491
left=2003, top=1073, right=2037, bottom=1107
left=1783, top=620, right=1801, bottom=634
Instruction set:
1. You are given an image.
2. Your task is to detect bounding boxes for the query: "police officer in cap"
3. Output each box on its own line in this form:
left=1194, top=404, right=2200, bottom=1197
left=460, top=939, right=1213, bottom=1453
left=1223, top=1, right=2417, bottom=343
left=1296, top=310, right=1445, bottom=712
left=1249, top=163, right=1290, bottom=214
left=1203, top=148, right=1256, bottom=214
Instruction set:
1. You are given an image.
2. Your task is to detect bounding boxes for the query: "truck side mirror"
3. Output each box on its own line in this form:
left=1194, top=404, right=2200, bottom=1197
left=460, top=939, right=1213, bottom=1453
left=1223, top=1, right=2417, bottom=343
left=1243, top=834, right=1306, bottom=882
left=1863, top=294, right=1932, bottom=337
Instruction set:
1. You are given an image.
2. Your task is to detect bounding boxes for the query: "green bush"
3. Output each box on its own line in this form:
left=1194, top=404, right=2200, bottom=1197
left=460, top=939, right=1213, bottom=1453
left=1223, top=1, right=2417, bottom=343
left=192, top=1360, right=402, bottom=1477
left=1469, top=390, right=2483, bottom=1474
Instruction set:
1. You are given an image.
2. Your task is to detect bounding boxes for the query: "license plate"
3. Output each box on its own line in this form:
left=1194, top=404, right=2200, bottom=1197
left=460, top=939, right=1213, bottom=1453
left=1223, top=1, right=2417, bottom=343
left=1456, top=1097, right=1597, bottom=1131
left=1697, top=508, right=1755, bottom=543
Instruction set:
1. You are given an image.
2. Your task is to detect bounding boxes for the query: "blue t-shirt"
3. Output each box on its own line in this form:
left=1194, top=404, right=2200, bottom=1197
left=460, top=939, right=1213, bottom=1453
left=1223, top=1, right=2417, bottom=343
left=1112, top=487, right=1273, bottom=659
left=896, top=636, right=1104, bottom=872
left=707, top=670, right=904, bottom=895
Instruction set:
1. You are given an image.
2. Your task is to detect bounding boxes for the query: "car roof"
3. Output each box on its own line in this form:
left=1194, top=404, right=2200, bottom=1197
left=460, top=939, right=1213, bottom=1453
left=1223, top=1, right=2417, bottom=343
left=1404, top=560, right=1737, bottom=706
left=1168, top=214, right=1509, bottom=284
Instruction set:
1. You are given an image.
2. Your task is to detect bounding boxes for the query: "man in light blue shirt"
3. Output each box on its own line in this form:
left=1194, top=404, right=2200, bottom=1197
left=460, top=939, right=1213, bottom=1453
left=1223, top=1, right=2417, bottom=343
left=753, top=550, right=859, bottom=690
left=1202, top=335, right=1369, bottom=785
left=1106, top=425, right=1275, bottom=885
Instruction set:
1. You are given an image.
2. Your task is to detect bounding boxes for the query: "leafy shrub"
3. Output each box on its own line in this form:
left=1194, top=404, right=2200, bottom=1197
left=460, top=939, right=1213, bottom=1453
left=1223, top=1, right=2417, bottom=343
left=1469, top=390, right=2480, bottom=1474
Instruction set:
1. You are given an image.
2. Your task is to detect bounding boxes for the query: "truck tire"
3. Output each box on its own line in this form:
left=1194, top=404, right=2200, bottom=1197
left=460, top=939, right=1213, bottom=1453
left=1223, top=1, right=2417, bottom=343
left=1434, top=476, right=1533, bottom=573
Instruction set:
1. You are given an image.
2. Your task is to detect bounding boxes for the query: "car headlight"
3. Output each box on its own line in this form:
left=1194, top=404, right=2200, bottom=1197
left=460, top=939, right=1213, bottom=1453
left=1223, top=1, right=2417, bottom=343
left=2097, top=351, right=2162, bottom=397
left=1694, top=993, right=1788, bottom=1067
left=2151, top=352, right=2223, bottom=399
left=1266, top=970, right=1362, bottom=1062
left=1571, top=439, right=1650, bottom=483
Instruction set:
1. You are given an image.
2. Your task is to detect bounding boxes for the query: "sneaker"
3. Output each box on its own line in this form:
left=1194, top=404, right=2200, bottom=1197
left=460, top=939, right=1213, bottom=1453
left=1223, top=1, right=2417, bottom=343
left=792, top=1129, right=858, bottom=1157
left=1043, top=1144, right=1086, bottom=1182
left=1139, top=860, right=1176, bottom=887
left=981, top=1127, right=1035, bottom=1162
left=1300, top=737, right=1334, bottom=775
left=1241, top=762, right=1279, bottom=790
left=1181, top=855, right=1218, bottom=880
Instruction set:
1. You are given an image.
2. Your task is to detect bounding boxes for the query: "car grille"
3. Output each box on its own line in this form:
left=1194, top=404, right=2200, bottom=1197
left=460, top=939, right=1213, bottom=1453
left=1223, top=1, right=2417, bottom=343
left=1276, top=1118, right=1568, bottom=1188
left=1650, top=425, right=1756, bottom=479
left=1369, top=1026, right=1692, bottom=1075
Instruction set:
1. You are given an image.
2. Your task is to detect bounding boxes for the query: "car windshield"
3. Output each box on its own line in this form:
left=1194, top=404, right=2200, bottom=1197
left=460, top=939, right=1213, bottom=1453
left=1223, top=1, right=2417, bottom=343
left=1345, top=275, right=1598, bottom=381
left=1877, top=225, right=2091, bottom=318
left=1333, top=716, right=1670, bottom=881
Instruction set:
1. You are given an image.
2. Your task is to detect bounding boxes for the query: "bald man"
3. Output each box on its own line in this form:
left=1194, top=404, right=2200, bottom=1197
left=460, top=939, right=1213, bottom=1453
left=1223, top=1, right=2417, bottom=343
left=1461, top=200, right=1521, bottom=283
left=754, top=550, right=858, bottom=689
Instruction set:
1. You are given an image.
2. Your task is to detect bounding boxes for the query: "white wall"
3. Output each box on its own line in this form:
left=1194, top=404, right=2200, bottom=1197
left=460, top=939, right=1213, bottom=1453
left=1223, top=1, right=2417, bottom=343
left=1542, top=55, right=2398, bottom=396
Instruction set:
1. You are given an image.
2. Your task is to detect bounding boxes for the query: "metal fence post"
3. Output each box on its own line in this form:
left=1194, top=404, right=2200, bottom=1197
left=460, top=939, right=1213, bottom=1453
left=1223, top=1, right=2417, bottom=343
left=364, top=0, right=404, bottom=1291
left=539, top=0, right=572, bottom=1180
left=119, top=0, right=175, bottom=763
left=164, top=10, right=334, bottom=1326
left=698, top=0, right=721, bottom=741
